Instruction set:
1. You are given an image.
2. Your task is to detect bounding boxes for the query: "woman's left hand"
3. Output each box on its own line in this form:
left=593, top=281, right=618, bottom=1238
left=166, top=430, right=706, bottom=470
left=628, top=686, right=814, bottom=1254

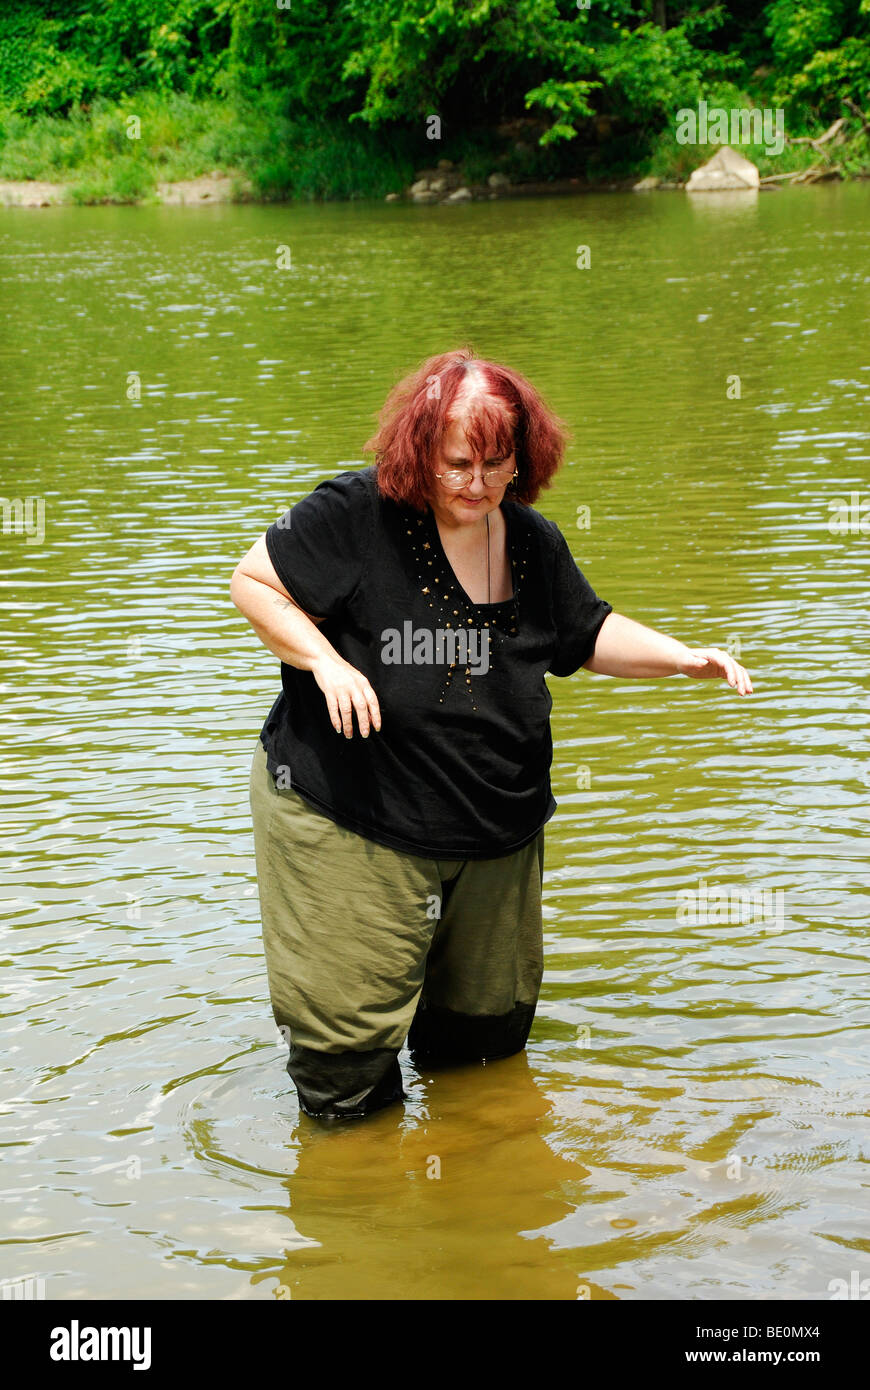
left=678, top=647, right=754, bottom=695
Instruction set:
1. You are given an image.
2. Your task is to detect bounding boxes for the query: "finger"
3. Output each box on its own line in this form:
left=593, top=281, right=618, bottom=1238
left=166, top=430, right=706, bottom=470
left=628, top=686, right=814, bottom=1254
left=364, top=684, right=382, bottom=732
left=727, top=656, right=750, bottom=693
left=324, top=690, right=342, bottom=734
left=337, top=691, right=354, bottom=738
left=350, top=687, right=371, bottom=738
left=719, top=652, right=750, bottom=694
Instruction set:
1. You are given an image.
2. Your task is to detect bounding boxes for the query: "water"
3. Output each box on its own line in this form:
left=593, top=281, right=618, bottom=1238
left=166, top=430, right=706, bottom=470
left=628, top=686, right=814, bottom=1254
left=1, top=185, right=868, bottom=1301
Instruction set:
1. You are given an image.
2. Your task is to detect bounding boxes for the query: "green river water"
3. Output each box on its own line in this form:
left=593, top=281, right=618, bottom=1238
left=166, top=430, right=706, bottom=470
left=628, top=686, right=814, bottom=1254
left=1, top=184, right=868, bottom=1300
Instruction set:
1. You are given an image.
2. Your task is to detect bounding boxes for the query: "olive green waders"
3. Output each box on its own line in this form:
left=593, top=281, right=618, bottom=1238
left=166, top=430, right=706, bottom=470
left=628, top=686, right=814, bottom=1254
left=249, top=740, right=545, bottom=1121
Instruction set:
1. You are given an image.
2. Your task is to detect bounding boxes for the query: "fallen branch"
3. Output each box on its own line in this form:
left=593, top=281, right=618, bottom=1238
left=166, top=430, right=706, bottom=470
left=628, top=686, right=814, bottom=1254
left=786, top=116, right=846, bottom=162
left=760, top=164, right=842, bottom=186
left=792, top=162, right=842, bottom=184
left=788, top=116, right=845, bottom=148
left=762, top=105, right=864, bottom=187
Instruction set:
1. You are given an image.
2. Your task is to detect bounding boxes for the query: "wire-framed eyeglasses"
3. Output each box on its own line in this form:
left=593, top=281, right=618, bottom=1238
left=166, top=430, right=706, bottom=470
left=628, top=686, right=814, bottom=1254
left=435, top=466, right=518, bottom=491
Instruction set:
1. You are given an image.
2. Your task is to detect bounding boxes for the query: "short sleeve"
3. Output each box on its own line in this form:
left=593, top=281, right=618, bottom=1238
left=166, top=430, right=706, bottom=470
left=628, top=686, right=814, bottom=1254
left=265, top=470, right=374, bottom=621
left=546, top=524, right=613, bottom=677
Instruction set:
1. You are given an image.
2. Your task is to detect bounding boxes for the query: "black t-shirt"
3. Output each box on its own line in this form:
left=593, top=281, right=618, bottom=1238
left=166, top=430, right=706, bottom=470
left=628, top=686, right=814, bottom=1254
left=259, top=465, right=612, bottom=860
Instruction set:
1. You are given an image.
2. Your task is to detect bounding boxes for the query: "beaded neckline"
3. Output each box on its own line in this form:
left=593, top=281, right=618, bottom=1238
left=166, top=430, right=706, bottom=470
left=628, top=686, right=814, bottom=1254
left=400, top=502, right=530, bottom=711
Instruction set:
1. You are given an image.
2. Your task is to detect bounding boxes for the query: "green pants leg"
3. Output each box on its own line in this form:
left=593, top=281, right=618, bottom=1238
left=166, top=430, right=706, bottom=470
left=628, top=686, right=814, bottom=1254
left=407, top=836, right=545, bottom=1063
left=249, top=739, right=545, bottom=1121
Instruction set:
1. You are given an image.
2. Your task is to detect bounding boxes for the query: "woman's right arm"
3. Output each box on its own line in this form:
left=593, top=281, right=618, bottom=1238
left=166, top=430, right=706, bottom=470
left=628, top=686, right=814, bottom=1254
left=230, top=535, right=381, bottom=738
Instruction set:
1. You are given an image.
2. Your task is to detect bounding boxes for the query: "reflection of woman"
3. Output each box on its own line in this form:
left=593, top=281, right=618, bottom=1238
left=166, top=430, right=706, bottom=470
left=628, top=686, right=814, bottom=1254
left=231, top=347, right=752, bottom=1122
left=271, top=1052, right=586, bottom=1302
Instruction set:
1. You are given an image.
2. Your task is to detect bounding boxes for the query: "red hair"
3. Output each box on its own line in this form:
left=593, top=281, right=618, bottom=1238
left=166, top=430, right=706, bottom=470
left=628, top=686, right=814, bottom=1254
left=363, top=346, right=570, bottom=511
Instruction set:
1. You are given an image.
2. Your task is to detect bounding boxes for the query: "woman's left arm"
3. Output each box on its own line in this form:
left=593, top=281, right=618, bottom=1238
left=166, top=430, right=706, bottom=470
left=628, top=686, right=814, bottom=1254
left=582, top=612, right=753, bottom=696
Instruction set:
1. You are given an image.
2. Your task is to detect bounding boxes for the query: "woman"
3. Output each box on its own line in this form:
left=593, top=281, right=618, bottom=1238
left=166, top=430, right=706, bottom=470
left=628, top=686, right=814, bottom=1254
left=231, top=347, right=752, bottom=1123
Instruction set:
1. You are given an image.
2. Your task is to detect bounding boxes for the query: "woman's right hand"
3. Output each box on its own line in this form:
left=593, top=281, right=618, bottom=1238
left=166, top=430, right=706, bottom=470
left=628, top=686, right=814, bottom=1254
left=311, top=654, right=382, bottom=738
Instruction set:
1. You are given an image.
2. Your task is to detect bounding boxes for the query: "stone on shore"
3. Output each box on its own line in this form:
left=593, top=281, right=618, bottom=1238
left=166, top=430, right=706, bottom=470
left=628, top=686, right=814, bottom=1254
left=686, top=146, right=760, bottom=191
left=633, top=175, right=660, bottom=191
left=445, top=187, right=472, bottom=202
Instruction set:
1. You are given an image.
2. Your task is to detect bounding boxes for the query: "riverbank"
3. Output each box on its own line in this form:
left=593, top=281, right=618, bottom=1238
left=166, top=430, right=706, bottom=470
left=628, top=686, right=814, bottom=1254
left=2, top=92, right=869, bottom=209
left=0, top=170, right=253, bottom=207
left=1, top=163, right=860, bottom=209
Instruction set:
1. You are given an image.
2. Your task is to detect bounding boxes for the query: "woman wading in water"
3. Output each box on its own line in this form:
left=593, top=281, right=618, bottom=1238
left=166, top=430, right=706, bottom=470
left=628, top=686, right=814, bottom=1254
left=231, top=348, right=752, bottom=1121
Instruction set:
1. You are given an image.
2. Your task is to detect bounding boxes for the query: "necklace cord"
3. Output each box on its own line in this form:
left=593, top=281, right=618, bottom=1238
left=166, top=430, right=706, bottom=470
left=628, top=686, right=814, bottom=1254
left=486, top=512, right=491, bottom=604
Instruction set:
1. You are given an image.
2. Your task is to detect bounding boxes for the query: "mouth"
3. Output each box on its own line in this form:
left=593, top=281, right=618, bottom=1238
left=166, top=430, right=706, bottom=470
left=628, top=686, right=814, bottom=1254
left=458, top=496, right=486, bottom=506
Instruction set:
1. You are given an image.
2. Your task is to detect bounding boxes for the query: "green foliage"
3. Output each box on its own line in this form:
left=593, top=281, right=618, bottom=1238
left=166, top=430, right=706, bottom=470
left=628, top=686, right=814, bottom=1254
left=594, top=16, right=734, bottom=118
left=248, top=120, right=417, bottom=202
left=0, top=0, right=868, bottom=198
left=766, top=0, right=870, bottom=115
left=68, top=158, right=156, bottom=204
left=765, top=0, right=850, bottom=67
left=524, top=81, right=601, bottom=146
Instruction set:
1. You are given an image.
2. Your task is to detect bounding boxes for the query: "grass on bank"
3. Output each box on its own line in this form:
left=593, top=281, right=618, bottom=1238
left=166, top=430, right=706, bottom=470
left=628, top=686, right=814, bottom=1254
left=0, top=92, right=420, bottom=203
left=0, top=89, right=866, bottom=203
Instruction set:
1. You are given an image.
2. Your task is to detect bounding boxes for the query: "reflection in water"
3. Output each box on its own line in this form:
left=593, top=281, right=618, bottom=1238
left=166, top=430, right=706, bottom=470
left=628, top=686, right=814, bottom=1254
left=1, top=185, right=868, bottom=1299
left=272, top=1054, right=592, bottom=1301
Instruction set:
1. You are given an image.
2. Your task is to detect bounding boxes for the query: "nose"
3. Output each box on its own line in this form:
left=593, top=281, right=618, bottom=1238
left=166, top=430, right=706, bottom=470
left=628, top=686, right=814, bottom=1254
left=465, top=472, right=487, bottom=495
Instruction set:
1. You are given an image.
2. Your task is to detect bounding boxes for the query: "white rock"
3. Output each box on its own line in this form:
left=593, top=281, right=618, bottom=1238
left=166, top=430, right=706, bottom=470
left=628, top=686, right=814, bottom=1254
left=633, top=175, right=660, bottom=191
left=487, top=172, right=510, bottom=188
left=445, top=187, right=472, bottom=202
left=686, top=145, right=760, bottom=191
left=409, top=178, right=430, bottom=195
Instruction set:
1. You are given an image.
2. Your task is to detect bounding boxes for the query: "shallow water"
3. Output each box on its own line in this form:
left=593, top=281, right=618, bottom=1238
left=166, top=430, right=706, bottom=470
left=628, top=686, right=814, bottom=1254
left=1, top=185, right=869, bottom=1300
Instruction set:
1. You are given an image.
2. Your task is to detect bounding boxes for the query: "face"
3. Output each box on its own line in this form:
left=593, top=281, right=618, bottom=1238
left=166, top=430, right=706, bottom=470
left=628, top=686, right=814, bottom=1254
left=429, top=416, right=516, bottom=528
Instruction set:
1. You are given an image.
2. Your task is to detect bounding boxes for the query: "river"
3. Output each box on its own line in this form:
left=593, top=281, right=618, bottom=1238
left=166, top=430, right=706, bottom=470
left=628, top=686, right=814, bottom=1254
left=1, top=184, right=868, bottom=1300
